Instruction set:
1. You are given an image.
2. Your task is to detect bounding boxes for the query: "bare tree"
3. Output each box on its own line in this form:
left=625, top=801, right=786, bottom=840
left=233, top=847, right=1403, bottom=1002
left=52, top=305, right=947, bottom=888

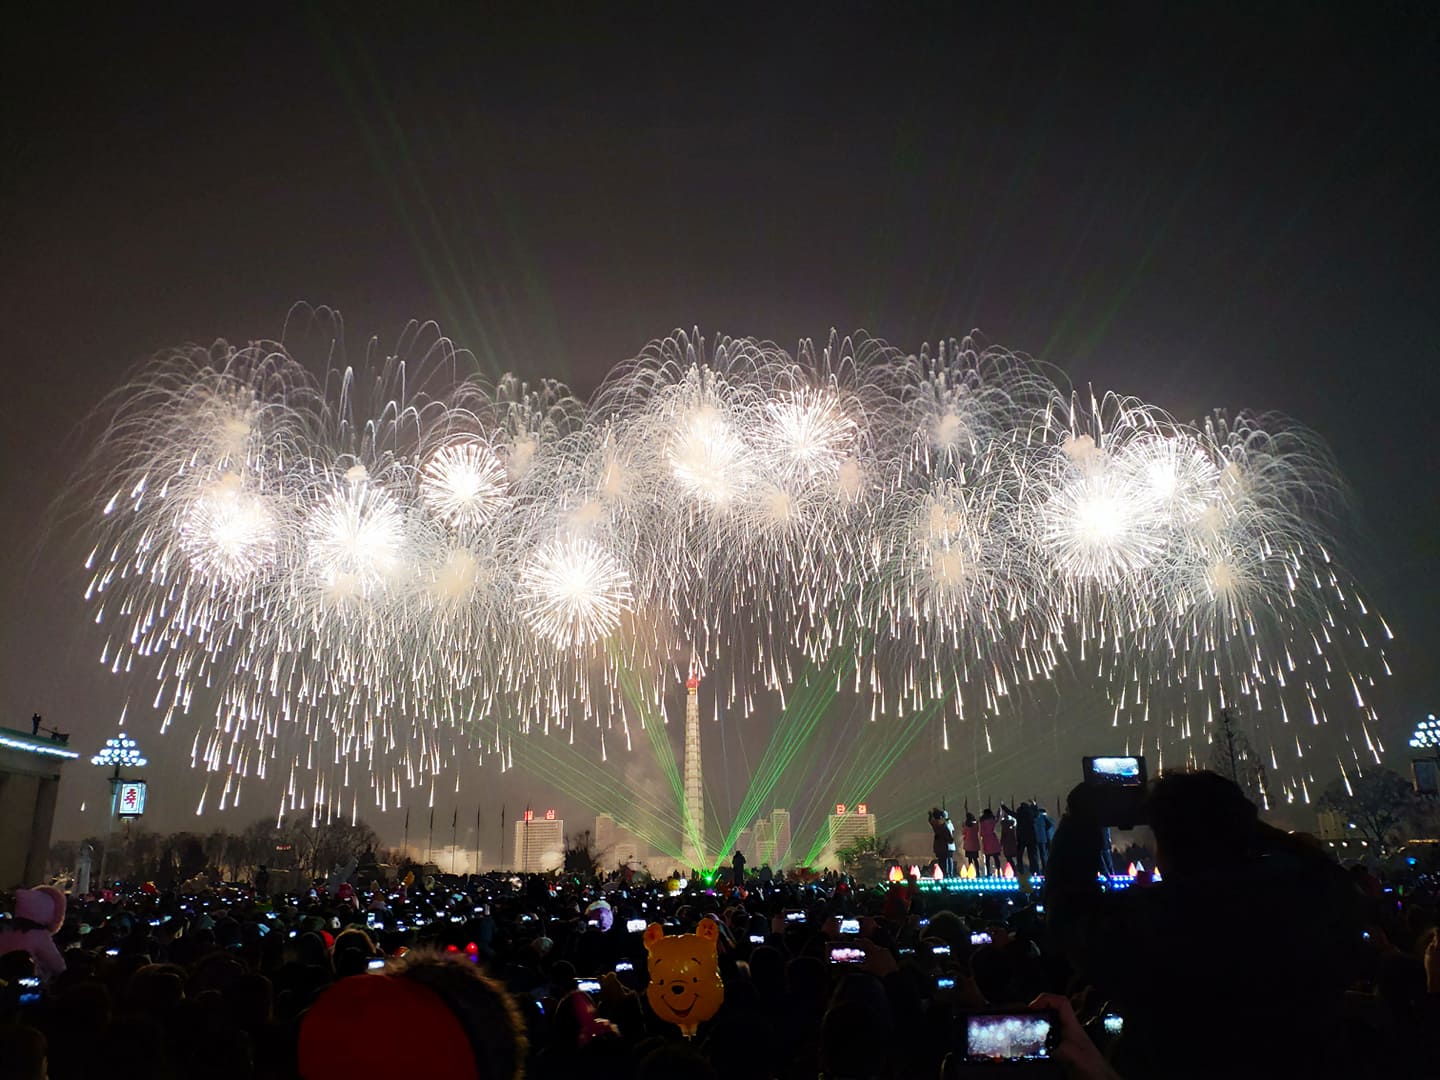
left=835, top=834, right=898, bottom=879
left=1211, top=709, right=1273, bottom=810
left=1317, top=769, right=1423, bottom=856
left=563, top=829, right=600, bottom=877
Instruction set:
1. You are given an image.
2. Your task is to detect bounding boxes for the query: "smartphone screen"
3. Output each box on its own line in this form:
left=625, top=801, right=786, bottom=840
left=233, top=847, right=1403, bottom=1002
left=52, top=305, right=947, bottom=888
left=367, top=957, right=386, bottom=971
left=1102, top=1013, right=1123, bottom=1035
left=964, top=1012, right=1055, bottom=1063
left=575, top=977, right=603, bottom=994
left=1087, top=756, right=1142, bottom=782
left=936, top=975, right=956, bottom=990
left=970, top=931, right=992, bottom=946
left=626, top=918, right=647, bottom=933
left=828, top=944, right=866, bottom=964
left=749, top=933, right=765, bottom=944
left=1082, top=755, right=1149, bottom=827
left=930, top=944, right=951, bottom=957
left=785, top=910, right=806, bottom=924
left=839, top=917, right=861, bottom=935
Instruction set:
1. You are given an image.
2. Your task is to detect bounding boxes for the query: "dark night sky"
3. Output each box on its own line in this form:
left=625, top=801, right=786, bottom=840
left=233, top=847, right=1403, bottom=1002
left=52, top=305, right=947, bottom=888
left=2, top=4, right=1437, bottom=854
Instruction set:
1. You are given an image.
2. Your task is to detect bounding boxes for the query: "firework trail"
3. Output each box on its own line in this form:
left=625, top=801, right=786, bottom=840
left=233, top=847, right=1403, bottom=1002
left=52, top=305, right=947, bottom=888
left=75, top=311, right=1392, bottom=817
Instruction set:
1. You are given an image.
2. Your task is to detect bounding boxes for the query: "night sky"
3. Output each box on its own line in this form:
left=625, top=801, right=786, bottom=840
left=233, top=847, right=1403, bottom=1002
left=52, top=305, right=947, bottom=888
left=3, top=5, right=1437, bottom=856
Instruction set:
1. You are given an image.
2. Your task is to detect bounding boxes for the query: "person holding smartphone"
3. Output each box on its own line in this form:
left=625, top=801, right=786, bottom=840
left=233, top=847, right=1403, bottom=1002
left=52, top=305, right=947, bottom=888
left=1044, top=769, right=1362, bottom=1079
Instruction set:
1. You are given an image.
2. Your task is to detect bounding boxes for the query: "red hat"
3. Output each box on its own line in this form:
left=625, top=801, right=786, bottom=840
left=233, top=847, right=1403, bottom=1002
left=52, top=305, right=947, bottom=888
left=299, top=974, right=478, bottom=1080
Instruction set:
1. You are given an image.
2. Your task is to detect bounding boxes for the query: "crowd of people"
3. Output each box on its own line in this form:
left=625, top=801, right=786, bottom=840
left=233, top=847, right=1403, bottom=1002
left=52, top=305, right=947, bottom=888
left=1, top=770, right=1437, bottom=1079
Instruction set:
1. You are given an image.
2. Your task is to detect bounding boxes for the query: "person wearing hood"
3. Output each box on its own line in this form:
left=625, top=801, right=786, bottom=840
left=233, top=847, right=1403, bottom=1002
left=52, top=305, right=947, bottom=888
left=0, top=885, right=67, bottom=983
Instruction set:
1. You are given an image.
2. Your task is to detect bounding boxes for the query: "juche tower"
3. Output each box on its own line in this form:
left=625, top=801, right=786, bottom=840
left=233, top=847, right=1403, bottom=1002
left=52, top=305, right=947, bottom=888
left=682, top=670, right=707, bottom=871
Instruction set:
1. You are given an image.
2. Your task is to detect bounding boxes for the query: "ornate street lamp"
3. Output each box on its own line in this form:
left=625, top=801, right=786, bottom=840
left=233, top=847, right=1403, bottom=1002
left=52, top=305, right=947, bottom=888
left=1410, top=714, right=1440, bottom=797
left=91, top=732, right=148, bottom=889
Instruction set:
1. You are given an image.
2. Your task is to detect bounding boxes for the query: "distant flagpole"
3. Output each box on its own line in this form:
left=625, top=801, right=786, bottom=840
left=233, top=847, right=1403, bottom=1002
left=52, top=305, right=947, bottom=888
left=451, top=808, right=458, bottom=874
left=427, top=807, right=435, bottom=867
left=474, top=805, right=482, bottom=875
left=403, top=808, right=410, bottom=860
left=500, top=805, right=506, bottom=871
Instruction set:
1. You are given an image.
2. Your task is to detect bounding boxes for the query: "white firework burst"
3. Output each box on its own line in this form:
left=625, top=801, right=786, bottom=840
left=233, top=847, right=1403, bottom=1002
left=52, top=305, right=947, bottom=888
left=519, top=535, right=633, bottom=648
left=71, top=318, right=1392, bottom=818
left=305, top=478, right=408, bottom=601
left=420, top=439, right=510, bottom=528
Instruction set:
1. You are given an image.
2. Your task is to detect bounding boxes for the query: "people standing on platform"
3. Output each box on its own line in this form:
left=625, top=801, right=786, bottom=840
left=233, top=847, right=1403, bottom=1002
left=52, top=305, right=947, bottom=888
left=961, top=812, right=980, bottom=872
left=731, top=849, right=746, bottom=890
left=999, top=804, right=1018, bottom=870
left=979, top=808, right=1001, bottom=875
left=928, top=808, right=956, bottom=876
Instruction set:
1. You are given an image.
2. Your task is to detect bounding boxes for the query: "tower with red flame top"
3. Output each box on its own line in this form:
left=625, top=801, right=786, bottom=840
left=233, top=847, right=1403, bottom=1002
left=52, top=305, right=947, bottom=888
left=682, top=669, right=706, bottom=871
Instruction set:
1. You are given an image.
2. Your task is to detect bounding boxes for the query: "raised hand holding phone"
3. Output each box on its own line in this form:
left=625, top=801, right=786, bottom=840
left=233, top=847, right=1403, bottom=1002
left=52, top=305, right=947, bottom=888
left=1027, top=993, right=1123, bottom=1080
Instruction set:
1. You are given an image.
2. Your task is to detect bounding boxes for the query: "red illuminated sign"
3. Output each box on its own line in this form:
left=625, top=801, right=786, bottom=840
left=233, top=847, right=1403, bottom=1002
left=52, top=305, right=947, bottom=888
left=523, top=810, right=534, bottom=822
left=836, top=803, right=846, bottom=815
left=857, top=803, right=868, bottom=815
left=544, top=809, right=555, bottom=821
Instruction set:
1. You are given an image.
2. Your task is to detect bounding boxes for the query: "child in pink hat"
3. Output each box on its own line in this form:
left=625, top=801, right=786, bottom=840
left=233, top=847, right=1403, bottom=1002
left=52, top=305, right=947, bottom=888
left=0, top=886, right=67, bottom=983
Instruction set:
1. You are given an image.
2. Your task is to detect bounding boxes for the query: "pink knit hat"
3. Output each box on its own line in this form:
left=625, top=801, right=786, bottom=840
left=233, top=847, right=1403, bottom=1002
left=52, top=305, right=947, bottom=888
left=15, top=886, right=66, bottom=933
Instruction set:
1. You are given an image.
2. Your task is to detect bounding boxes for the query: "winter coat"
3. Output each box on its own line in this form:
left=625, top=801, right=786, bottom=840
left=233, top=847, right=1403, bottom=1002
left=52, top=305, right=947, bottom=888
left=1034, top=809, right=1055, bottom=847
left=931, top=819, right=955, bottom=861
left=979, top=816, right=1001, bottom=856
left=1000, top=815, right=1018, bottom=858
left=0, top=886, right=67, bottom=983
left=961, top=823, right=980, bottom=854
left=1015, top=803, right=1037, bottom=846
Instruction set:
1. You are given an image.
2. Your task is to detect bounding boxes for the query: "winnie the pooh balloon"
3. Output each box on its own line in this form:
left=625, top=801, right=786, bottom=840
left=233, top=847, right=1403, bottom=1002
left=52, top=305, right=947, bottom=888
left=643, top=919, right=724, bottom=1038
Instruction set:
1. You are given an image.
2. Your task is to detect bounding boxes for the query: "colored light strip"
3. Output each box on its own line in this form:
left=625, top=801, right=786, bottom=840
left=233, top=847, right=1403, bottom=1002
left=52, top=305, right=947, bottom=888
left=915, top=874, right=1136, bottom=892
left=0, top=734, right=80, bottom=760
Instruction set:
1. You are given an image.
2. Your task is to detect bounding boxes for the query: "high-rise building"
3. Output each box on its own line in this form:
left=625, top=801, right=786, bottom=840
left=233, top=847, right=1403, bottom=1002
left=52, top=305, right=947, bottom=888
left=595, top=813, right=642, bottom=870
left=512, top=810, right=564, bottom=873
left=595, top=813, right=618, bottom=862
left=750, top=808, right=791, bottom=869
left=682, top=671, right=706, bottom=869
left=770, top=808, right=792, bottom=868
left=753, top=816, right=774, bottom=867
left=823, top=804, right=876, bottom=867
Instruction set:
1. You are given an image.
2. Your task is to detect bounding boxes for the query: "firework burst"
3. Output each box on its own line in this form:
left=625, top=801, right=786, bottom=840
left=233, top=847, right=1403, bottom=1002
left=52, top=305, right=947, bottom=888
left=73, top=315, right=1393, bottom=816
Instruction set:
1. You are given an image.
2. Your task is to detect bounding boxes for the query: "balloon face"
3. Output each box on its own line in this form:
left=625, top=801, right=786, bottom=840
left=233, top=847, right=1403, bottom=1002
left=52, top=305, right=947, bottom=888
left=643, top=919, right=724, bottom=1038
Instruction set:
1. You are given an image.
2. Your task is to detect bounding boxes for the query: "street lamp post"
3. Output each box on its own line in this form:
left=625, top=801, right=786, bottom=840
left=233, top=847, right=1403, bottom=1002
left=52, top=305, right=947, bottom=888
left=91, top=732, right=147, bottom=890
left=1410, top=714, right=1440, bottom=797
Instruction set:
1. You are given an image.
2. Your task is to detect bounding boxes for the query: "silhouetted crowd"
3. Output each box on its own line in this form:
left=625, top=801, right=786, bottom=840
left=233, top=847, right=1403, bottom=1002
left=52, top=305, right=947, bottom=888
left=2, top=771, right=1437, bottom=1080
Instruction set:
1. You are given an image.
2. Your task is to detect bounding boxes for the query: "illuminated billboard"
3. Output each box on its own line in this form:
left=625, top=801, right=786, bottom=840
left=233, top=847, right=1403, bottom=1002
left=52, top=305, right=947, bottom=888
left=117, top=780, right=147, bottom=817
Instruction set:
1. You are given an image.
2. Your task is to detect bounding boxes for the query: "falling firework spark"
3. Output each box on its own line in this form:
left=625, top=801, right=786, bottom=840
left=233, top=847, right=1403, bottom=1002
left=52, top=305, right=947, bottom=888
left=73, top=315, right=1393, bottom=817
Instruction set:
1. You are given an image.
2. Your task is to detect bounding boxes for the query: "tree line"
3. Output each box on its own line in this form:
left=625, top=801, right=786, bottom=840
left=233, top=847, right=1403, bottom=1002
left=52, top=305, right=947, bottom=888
left=48, top=815, right=402, bottom=888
